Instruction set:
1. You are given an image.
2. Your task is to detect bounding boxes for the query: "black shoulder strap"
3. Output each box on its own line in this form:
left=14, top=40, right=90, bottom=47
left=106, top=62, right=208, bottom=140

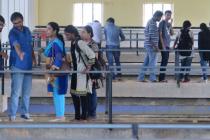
left=75, top=40, right=88, bottom=68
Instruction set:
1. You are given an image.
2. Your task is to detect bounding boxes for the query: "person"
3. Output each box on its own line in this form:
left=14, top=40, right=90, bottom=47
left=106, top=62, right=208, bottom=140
left=137, top=11, right=163, bottom=82
left=173, top=20, right=194, bottom=83
left=64, top=25, right=95, bottom=121
left=89, top=20, right=102, bottom=47
left=0, top=15, right=8, bottom=59
left=209, top=22, right=210, bottom=30
left=198, top=23, right=210, bottom=83
left=44, top=22, right=68, bottom=122
left=0, top=15, right=8, bottom=123
left=89, top=20, right=106, bottom=69
left=9, top=12, right=36, bottom=122
left=158, top=10, right=174, bottom=82
left=104, top=17, right=125, bottom=81
left=80, top=25, right=99, bottom=119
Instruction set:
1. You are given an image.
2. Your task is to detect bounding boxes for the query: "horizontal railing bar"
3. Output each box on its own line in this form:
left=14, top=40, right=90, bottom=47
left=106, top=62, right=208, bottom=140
left=0, top=124, right=132, bottom=129
left=138, top=124, right=210, bottom=129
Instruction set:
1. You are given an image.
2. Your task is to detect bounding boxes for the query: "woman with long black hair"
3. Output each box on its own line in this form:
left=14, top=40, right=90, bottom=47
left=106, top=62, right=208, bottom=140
left=44, top=22, right=68, bottom=122
left=64, top=25, right=95, bottom=121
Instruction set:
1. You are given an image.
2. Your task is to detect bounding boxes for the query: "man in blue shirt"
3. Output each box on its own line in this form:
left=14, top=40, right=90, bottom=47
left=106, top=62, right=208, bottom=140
left=9, top=12, right=36, bottom=122
left=104, top=17, right=125, bottom=80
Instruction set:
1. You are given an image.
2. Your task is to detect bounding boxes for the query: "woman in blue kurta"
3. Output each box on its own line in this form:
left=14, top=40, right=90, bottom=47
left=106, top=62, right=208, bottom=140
left=44, top=22, right=68, bottom=122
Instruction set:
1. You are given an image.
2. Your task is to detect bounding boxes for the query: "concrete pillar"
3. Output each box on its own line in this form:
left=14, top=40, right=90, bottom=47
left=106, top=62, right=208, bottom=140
left=0, top=94, right=7, bottom=113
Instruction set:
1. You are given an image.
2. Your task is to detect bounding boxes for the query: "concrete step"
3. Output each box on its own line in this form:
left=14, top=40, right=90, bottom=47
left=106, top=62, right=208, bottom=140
left=1, top=118, right=210, bottom=140
left=2, top=76, right=210, bottom=98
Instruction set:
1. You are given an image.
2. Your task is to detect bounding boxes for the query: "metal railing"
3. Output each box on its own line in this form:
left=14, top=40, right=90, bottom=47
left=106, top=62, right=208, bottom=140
left=1, top=123, right=210, bottom=140
left=1, top=40, right=210, bottom=124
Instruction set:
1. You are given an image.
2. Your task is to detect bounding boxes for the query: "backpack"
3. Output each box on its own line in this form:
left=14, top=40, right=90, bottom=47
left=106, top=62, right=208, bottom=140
left=177, top=29, right=193, bottom=56
left=97, top=46, right=106, bottom=71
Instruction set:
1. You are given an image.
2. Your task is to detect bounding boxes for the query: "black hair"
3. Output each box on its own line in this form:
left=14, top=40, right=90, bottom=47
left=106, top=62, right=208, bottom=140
left=200, top=23, right=209, bottom=32
left=153, top=11, right=163, bottom=18
left=0, top=15, right=5, bottom=23
left=183, top=20, right=192, bottom=29
left=48, top=22, right=65, bottom=46
left=165, top=10, right=172, bottom=15
left=64, top=25, right=80, bottom=38
left=10, top=12, right=23, bottom=22
left=84, top=25, right=94, bottom=38
left=106, top=17, right=115, bottom=24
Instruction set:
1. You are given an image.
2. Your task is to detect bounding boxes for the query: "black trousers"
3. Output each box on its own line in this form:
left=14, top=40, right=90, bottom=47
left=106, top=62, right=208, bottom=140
left=71, top=94, right=88, bottom=120
left=159, top=50, right=169, bottom=81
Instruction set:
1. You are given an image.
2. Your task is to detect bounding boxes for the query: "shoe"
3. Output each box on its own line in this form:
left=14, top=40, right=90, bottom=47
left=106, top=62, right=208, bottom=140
left=198, top=78, right=208, bottom=83
left=49, top=117, right=66, bottom=122
left=205, top=79, right=208, bottom=84
left=137, top=80, right=148, bottom=82
left=150, top=80, right=157, bottom=83
left=117, top=78, right=123, bottom=81
left=159, top=80, right=168, bottom=83
left=9, top=116, right=16, bottom=122
left=20, top=115, right=34, bottom=122
left=70, top=118, right=80, bottom=122
left=112, top=79, right=118, bottom=82
left=88, top=115, right=97, bottom=120
left=182, top=79, right=190, bottom=83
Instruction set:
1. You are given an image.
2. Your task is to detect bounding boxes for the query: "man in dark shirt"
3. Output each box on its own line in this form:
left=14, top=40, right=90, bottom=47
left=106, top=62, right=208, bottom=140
left=158, top=10, right=174, bottom=82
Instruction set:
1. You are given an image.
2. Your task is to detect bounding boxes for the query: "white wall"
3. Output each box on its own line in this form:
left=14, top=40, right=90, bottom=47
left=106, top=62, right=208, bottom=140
left=0, top=0, right=36, bottom=42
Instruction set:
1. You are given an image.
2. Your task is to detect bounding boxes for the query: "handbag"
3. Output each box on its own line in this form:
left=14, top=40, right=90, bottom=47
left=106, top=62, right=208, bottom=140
left=50, top=47, right=71, bottom=76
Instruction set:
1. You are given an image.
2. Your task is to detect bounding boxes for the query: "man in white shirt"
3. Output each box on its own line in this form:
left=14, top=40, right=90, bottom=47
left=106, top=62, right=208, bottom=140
left=0, top=15, right=8, bottom=122
left=89, top=20, right=102, bottom=47
left=0, top=15, right=8, bottom=60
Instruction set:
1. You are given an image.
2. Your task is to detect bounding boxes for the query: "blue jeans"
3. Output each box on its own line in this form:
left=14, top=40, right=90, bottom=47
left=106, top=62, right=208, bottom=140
left=88, top=88, right=97, bottom=117
left=10, top=66, right=32, bottom=118
left=199, top=52, right=208, bottom=80
left=137, top=47, right=158, bottom=81
left=106, top=45, right=121, bottom=79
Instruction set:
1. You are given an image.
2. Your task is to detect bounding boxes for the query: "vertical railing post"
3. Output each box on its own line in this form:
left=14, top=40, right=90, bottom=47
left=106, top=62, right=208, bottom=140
left=105, top=71, right=109, bottom=115
left=136, top=33, right=139, bottom=56
left=38, top=35, right=42, bottom=66
left=132, top=124, right=139, bottom=140
left=0, top=43, right=4, bottom=95
left=130, top=30, right=132, bottom=48
left=175, top=49, right=180, bottom=88
left=107, top=72, right=113, bottom=124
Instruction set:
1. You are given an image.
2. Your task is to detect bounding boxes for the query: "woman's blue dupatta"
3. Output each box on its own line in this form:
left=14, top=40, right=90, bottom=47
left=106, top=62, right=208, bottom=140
left=44, top=38, right=64, bottom=57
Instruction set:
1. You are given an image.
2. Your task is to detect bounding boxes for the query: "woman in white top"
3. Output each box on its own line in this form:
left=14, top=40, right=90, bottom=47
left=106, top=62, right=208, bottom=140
left=64, top=25, right=95, bottom=121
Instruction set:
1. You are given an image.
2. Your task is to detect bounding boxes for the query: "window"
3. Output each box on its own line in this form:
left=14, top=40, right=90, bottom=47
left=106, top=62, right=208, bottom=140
left=73, top=3, right=102, bottom=26
left=1, top=0, right=35, bottom=42
left=143, top=3, right=173, bottom=26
